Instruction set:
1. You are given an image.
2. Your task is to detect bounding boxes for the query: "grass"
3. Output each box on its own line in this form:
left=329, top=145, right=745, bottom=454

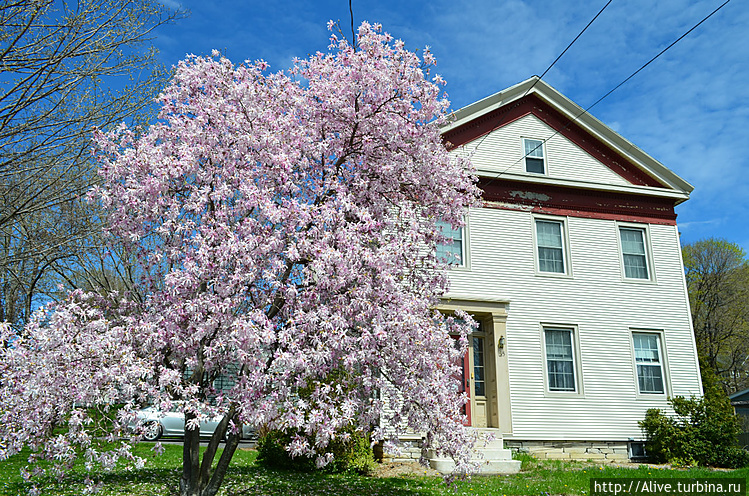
left=1, top=446, right=748, bottom=495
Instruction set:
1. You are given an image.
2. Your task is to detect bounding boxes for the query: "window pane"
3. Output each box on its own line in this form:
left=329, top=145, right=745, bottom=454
left=620, top=228, right=649, bottom=279
left=548, top=360, right=575, bottom=391
left=546, top=331, right=573, bottom=359
left=525, top=139, right=544, bottom=158
left=525, top=157, right=545, bottom=173
left=438, top=221, right=462, bottom=242
left=537, top=221, right=562, bottom=247
left=536, top=221, right=564, bottom=273
left=620, top=229, right=645, bottom=254
left=634, top=334, right=659, bottom=363
left=637, top=365, right=664, bottom=394
left=538, top=247, right=564, bottom=273
left=545, top=329, right=575, bottom=391
left=623, top=254, right=648, bottom=279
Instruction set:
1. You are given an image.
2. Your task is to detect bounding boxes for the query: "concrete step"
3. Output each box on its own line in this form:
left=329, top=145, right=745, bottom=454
left=475, top=439, right=506, bottom=450
left=473, top=448, right=514, bottom=460
left=426, top=448, right=513, bottom=462
left=429, top=457, right=522, bottom=475
left=427, top=428, right=521, bottom=475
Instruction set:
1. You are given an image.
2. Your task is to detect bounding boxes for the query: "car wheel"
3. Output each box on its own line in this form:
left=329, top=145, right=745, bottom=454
left=142, top=421, right=162, bottom=442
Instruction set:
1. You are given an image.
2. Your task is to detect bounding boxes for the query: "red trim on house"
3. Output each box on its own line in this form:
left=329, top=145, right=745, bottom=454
left=479, top=178, right=678, bottom=226
left=443, top=94, right=665, bottom=188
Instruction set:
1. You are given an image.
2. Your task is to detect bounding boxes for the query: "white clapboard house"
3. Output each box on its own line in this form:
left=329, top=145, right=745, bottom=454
left=395, top=77, right=703, bottom=473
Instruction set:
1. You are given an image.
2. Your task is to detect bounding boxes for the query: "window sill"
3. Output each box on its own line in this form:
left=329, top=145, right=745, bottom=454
left=535, top=271, right=573, bottom=279
left=635, top=392, right=668, bottom=400
left=544, top=390, right=585, bottom=399
left=446, top=263, right=471, bottom=272
left=621, top=277, right=657, bottom=285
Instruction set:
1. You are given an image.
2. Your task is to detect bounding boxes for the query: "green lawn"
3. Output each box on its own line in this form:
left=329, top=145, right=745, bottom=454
left=1, top=446, right=747, bottom=495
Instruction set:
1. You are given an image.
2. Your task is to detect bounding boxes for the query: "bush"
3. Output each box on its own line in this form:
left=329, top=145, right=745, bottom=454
left=639, top=367, right=749, bottom=468
left=256, top=429, right=313, bottom=471
left=256, top=367, right=377, bottom=475
left=256, top=425, right=377, bottom=475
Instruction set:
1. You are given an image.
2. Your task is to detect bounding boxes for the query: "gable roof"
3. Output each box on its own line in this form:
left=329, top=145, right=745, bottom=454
left=441, top=77, right=694, bottom=202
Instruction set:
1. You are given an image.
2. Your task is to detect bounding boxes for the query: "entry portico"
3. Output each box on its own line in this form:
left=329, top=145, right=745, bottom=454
left=438, top=297, right=512, bottom=434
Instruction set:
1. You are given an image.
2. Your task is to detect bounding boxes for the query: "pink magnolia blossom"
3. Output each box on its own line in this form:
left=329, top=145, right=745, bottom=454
left=0, top=21, right=480, bottom=495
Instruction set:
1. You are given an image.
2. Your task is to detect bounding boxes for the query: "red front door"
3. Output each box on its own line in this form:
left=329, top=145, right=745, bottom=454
left=452, top=337, right=472, bottom=426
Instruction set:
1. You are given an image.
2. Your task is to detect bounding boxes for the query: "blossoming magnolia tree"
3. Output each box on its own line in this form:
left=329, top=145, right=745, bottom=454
left=0, top=22, right=480, bottom=496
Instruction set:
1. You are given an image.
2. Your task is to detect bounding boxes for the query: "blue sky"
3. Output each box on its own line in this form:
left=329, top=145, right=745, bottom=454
left=153, top=0, right=749, bottom=252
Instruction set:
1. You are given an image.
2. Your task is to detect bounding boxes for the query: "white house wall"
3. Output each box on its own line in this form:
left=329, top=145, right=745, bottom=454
left=457, top=114, right=633, bottom=187
left=447, top=207, right=701, bottom=441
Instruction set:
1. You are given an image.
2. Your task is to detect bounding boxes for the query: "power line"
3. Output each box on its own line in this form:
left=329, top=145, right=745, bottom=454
left=479, top=0, right=732, bottom=187
left=535, top=0, right=615, bottom=84
left=468, top=0, right=615, bottom=155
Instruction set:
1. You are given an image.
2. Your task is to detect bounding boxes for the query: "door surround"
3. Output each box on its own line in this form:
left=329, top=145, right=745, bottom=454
left=439, top=296, right=513, bottom=434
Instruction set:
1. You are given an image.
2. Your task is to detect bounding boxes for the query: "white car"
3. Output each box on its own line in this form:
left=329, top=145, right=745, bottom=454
left=132, top=404, right=256, bottom=442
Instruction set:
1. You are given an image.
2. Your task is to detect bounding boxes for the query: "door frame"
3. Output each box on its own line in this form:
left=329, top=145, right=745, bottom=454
left=439, top=297, right=513, bottom=433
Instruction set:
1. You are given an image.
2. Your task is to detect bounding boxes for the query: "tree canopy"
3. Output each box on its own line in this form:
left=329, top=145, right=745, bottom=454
left=0, top=0, right=181, bottom=329
left=683, top=238, right=749, bottom=393
left=0, top=22, right=480, bottom=496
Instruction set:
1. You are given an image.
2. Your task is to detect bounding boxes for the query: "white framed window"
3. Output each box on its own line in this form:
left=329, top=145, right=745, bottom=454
left=632, top=331, right=666, bottom=394
left=436, top=219, right=468, bottom=267
left=618, top=225, right=652, bottom=280
left=523, top=138, right=545, bottom=174
left=534, top=217, right=569, bottom=275
left=543, top=326, right=580, bottom=393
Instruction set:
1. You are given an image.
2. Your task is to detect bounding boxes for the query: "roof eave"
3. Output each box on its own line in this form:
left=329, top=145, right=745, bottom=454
left=476, top=170, right=690, bottom=203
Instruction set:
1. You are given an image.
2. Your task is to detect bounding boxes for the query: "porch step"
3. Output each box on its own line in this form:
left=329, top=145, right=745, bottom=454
left=428, top=428, right=521, bottom=475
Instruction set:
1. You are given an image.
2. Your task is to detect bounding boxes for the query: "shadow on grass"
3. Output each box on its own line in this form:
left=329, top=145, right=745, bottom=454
left=7, top=452, right=748, bottom=496
left=2, top=467, right=181, bottom=496
left=3, top=464, right=443, bottom=496
left=220, top=465, right=441, bottom=496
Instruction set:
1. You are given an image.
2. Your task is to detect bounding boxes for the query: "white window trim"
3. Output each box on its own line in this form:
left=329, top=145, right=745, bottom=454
left=540, top=323, right=584, bottom=397
left=522, top=137, right=547, bottom=175
left=436, top=215, right=471, bottom=271
left=616, top=222, right=656, bottom=283
left=630, top=329, right=670, bottom=397
left=532, top=214, right=572, bottom=278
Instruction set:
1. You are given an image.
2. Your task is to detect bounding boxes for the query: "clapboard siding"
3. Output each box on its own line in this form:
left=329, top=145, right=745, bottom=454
left=458, top=114, right=633, bottom=187
left=448, top=207, right=701, bottom=441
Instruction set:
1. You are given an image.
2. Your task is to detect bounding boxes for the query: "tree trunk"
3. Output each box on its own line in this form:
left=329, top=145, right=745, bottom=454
left=179, top=407, right=241, bottom=496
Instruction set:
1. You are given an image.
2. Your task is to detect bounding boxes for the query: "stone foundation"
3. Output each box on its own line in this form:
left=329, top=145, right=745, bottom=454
left=505, top=440, right=632, bottom=463
left=378, top=435, right=425, bottom=463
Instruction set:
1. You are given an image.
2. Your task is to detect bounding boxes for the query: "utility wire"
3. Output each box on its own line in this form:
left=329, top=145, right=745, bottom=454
left=479, top=0, right=732, bottom=187
left=533, top=0, right=615, bottom=91
left=468, top=0, right=615, bottom=155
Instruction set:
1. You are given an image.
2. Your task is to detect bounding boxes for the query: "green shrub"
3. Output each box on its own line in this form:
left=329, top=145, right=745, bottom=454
left=326, top=427, right=377, bottom=475
left=256, top=425, right=376, bottom=475
left=256, top=367, right=377, bottom=475
left=256, top=429, right=313, bottom=471
left=639, top=367, right=749, bottom=468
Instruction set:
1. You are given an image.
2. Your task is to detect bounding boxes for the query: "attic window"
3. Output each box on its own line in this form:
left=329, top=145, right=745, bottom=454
left=524, top=138, right=545, bottom=174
